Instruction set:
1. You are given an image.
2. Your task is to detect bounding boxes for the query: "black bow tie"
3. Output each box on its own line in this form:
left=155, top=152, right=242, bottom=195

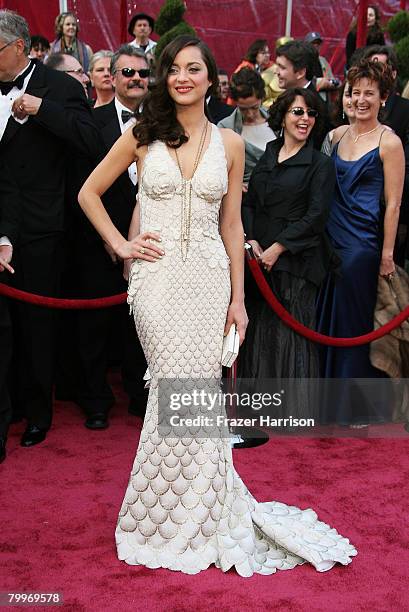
left=121, top=110, right=135, bottom=124
left=0, top=61, right=33, bottom=96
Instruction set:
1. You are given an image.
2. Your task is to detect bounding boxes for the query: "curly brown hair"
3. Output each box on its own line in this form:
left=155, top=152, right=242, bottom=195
left=347, top=58, right=394, bottom=98
left=133, top=35, right=218, bottom=149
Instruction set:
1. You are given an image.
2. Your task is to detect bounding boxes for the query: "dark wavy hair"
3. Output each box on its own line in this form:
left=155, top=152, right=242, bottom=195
left=229, top=67, right=265, bottom=101
left=268, top=88, right=323, bottom=139
left=347, top=58, right=394, bottom=98
left=133, top=35, right=218, bottom=148
left=244, top=39, right=268, bottom=64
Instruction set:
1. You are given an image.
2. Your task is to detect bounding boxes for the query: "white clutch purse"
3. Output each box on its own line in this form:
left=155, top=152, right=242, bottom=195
left=221, top=324, right=240, bottom=368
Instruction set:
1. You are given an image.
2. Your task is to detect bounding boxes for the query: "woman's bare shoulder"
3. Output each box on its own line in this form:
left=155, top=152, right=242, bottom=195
left=332, top=125, right=350, bottom=146
left=218, top=127, right=244, bottom=148
left=118, top=127, right=149, bottom=162
left=379, top=128, right=403, bottom=156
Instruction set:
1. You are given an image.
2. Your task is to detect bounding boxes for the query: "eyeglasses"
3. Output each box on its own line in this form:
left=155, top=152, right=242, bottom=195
left=115, top=67, right=150, bottom=79
left=0, top=39, right=18, bottom=54
left=63, top=68, right=85, bottom=75
left=287, top=107, right=318, bottom=118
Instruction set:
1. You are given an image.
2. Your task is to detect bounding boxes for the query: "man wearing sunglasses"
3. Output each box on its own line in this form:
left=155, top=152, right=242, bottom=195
left=74, top=45, right=149, bottom=430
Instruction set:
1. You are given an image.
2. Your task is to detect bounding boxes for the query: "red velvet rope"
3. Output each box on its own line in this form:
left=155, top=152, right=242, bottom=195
left=246, top=255, right=409, bottom=347
left=1, top=255, right=409, bottom=347
left=0, top=282, right=127, bottom=309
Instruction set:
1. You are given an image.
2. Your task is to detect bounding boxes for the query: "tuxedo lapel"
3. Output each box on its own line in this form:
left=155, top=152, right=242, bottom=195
left=99, top=100, right=121, bottom=150
left=1, top=116, right=21, bottom=147
left=24, top=61, right=49, bottom=97
left=98, top=101, right=136, bottom=199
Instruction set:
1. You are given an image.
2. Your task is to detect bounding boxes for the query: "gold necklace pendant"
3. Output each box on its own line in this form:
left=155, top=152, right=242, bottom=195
left=175, top=120, right=209, bottom=262
left=351, top=124, right=381, bottom=143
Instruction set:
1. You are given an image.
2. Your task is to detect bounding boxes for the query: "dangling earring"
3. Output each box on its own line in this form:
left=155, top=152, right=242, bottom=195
left=280, top=125, right=284, bottom=138
left=342, top=110, right=345, bottom=119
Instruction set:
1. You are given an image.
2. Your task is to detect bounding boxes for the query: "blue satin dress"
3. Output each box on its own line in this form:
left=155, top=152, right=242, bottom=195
left=317, top=141, right=389, bottom=424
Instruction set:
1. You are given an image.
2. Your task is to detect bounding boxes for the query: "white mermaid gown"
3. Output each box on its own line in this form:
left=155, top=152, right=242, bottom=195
left=116, top=124, right=357, bottom=576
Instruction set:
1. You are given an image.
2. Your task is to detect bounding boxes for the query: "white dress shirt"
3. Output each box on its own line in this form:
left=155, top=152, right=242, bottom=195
left=114, top=97, right=137, bottom=186
left=241, top=123, right=276, bottom=151
left=0, top=61, right=35, bottom=247
left=0, top=60, right=35, bottom=141
left=129, top=39, right=157, bottom=56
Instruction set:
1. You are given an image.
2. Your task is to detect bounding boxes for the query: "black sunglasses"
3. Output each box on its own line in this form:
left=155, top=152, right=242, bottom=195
left=288, top=107, right=319, bottom=118
left=116, top=67, right=150, bottom=78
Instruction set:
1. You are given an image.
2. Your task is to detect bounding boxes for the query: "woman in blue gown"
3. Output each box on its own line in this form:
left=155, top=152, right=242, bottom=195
left=318, top=59, right=405, bottom=425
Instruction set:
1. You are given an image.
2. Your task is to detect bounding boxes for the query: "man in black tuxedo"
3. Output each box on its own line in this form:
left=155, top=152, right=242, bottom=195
left=0, top=10, right=99, bottom=447
left=75, top=44, right=149, bottom=428
left=0, top=159, right=19, bottom=462
left=275, top=41, right=331, bottom=148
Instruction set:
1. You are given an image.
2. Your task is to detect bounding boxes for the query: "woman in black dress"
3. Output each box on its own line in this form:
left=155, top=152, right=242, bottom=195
left=240, top=88, right=336, bottom=384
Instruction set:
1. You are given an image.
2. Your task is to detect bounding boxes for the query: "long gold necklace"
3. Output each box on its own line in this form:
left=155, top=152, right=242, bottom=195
left=350, top=123, right=381, bottom=143
left=174, top=120, right=209, bottom=262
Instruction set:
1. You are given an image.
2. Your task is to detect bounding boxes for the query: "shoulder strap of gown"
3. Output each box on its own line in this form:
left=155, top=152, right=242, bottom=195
left=378, top=128, right=387, bottom=145
left=337, top=126, right=350, bottom=145
left=333, top=126, right=350, bottom=151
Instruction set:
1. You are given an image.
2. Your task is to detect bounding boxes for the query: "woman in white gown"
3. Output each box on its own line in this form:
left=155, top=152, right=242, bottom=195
left=78, top=35, right=357, bottom=577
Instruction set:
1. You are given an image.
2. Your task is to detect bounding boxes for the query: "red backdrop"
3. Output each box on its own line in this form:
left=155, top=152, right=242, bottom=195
left=2, top=0, right=403, bottom=76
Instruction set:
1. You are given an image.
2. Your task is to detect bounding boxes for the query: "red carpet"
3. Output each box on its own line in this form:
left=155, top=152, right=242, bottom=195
left=2, top=374, right=409, bottom=612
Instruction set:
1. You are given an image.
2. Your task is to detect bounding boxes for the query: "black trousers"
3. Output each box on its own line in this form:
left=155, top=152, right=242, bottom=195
left=9, top=234, right=63, bottom=429
left=75, top=236, right=147, bottom=415
left=0, top=294, right=12, bottom=438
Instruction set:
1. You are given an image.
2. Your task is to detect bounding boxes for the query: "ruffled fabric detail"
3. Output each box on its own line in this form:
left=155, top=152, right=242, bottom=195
left=116, top=460, right=357, bottom=577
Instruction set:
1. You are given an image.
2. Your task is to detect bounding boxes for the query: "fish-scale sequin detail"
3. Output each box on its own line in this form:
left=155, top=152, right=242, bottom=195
left=116, top=124, right=357, bottom=576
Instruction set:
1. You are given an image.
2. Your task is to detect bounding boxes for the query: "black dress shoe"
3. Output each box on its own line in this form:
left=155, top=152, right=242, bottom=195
left=21, top=425, right=48, bottom=447
left=85, top=414, right=109, bottom=430
left=0, top=437, right=6, bottom=463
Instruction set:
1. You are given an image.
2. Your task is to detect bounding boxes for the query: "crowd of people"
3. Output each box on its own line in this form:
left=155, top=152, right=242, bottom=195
left=0, top=4, right=407, bottom=473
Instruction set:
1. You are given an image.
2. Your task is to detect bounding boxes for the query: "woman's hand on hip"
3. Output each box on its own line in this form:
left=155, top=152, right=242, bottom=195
left=224, top=301, right=248, bottom=345
left=115, top=232, right=164, bottom=262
